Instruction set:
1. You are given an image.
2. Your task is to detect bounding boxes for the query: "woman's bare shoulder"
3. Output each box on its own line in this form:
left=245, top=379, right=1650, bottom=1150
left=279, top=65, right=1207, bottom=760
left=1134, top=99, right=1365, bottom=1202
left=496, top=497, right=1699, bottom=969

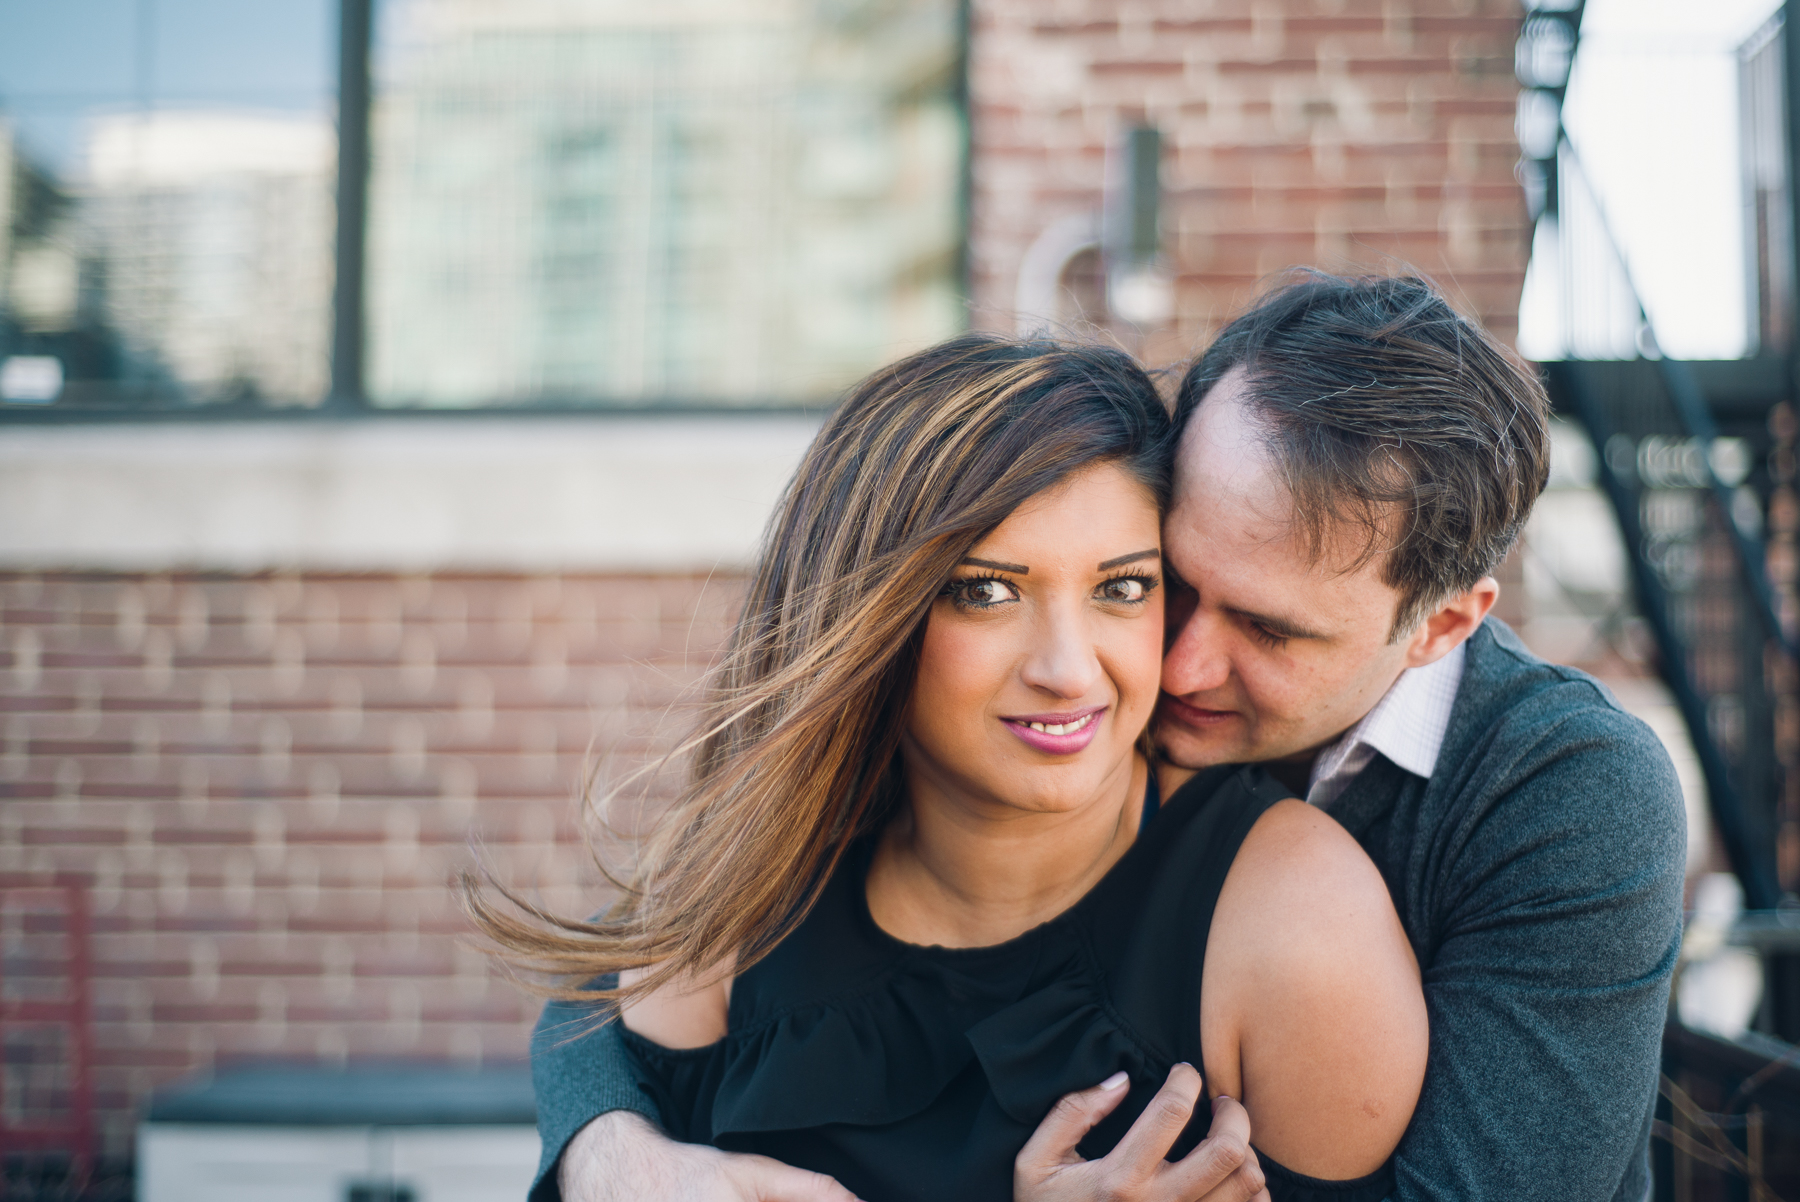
left=1202, top=798, right=1427, bottom=1180
left=617, top=957, right=734, bottom=1049
left=1232, top=799, right=1396, bottom=931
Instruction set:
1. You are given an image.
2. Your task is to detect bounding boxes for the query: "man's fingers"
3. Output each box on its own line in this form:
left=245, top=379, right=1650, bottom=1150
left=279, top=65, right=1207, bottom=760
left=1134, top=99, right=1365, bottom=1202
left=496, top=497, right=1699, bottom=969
left=732, top=1154, right=863, bottom=1202
left=1108, top=1062, right=1209, bottom=1171
left=1172, top=1097, right=1261, bottom=1202
left=1015, top=1070, right=1134, bottom=1175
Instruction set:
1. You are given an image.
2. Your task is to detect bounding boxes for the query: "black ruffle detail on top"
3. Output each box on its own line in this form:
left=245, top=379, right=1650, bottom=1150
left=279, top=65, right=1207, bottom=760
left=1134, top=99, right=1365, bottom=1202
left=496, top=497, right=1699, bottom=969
left=638, top=956, right=1021, bottom=1137
left=965, top=969, right=1152, bottom=1126
left=620, top=767, right=1396, bottom=1202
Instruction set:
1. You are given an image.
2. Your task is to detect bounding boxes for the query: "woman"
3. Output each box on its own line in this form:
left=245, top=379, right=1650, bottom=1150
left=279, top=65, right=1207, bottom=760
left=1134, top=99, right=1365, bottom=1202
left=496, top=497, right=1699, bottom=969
left=471, top=336, right=1426, bottom=1201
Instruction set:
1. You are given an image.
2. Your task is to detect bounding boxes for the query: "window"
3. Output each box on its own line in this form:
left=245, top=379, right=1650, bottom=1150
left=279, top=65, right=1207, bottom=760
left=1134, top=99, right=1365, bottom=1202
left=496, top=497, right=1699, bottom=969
left=0, top=0, right=967, bottom=415
left=0, top=0, right=337, bottom=410
left=365, top=0, right=964, bottom=408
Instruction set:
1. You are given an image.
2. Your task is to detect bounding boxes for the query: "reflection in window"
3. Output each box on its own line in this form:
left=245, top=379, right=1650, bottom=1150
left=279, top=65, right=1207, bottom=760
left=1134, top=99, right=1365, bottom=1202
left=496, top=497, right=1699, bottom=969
left=82, top=113, right=334, bottom=404
left=0, top=1, right=336, bottom=409
left=366, top=0, right=965, bottom=408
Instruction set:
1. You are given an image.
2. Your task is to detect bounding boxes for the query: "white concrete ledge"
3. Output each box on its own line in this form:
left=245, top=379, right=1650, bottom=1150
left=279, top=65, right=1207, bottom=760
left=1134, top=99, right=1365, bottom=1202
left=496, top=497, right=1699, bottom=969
left=0, top=416, right=823, bottom=572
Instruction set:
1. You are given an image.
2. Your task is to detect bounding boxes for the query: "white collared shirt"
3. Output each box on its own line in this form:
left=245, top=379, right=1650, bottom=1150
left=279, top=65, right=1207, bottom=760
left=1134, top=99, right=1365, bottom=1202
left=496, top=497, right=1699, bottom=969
left=1306, top=642, right=1466, bottom=809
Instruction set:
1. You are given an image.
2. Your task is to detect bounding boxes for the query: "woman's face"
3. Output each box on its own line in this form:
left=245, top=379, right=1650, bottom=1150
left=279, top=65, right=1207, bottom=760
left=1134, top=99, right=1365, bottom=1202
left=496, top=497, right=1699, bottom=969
left=904, top=461, right=1165, bottom=817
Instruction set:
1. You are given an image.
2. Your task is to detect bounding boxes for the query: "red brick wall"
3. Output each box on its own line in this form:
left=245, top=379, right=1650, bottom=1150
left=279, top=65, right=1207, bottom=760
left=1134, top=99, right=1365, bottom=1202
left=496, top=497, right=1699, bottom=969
left=0, top=571, right=740, bottom=1154
left=969, top=0, right=1530, bottom=356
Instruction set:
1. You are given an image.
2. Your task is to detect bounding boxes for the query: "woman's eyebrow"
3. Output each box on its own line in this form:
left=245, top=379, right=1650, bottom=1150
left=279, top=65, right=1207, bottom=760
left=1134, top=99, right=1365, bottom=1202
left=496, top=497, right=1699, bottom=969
left=1097, top=548, right=1160, bottom=571
left=961, top=556, right=1028, bottom=574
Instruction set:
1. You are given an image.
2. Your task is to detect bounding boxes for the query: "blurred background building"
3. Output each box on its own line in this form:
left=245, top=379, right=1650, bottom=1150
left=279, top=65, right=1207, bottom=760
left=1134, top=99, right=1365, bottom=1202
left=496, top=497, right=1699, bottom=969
left=84, top=111, right=335, bottom=405
left=3, top=0, right=1798, bottom=1198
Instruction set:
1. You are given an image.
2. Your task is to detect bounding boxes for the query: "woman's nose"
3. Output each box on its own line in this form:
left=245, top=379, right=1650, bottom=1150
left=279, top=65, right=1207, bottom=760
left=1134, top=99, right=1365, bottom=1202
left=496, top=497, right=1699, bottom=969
left=1020, top=610, right=1103, bottom=699
left=1162, top=603, right=1229, bottom=696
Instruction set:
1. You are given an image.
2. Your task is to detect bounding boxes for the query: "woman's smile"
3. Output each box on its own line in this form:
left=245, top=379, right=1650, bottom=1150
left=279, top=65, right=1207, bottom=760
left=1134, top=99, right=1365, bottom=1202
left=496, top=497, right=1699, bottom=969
left=1001, top=704, right=1108, bottom=754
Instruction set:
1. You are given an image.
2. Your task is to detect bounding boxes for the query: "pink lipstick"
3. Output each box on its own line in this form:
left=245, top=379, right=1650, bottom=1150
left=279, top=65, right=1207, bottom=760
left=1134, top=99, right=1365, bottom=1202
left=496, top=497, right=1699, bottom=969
left=1001, top=705, right=1108, bottom=755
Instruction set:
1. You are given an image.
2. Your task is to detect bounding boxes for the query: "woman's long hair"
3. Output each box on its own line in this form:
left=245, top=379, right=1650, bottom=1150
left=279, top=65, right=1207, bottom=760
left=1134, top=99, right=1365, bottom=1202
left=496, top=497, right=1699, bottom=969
left=464, top=334, right=1172, bottom=1008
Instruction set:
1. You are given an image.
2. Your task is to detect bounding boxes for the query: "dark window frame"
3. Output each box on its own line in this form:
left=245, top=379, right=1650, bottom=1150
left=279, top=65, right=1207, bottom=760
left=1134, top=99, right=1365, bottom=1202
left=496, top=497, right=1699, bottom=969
left=0, top=0, right=972, bottom=425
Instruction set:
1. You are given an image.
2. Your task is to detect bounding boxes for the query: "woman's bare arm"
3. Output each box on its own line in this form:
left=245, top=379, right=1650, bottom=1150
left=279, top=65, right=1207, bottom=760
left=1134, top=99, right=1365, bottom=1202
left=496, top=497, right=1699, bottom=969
left=1201, top=799, right=1428, bottom=1180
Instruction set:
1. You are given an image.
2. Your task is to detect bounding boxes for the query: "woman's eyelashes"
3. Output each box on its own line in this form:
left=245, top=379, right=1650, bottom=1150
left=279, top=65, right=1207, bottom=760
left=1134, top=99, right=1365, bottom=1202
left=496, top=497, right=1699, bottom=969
left=941, top=571, right=1161, bottom=611
left=942, top=574, right=1020, bottom=610
left=1094, top=572, right=1159, bottom=605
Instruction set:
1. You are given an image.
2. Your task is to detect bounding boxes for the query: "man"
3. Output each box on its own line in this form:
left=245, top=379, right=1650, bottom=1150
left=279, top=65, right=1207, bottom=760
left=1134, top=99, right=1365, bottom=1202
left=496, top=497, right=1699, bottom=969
left=531, top=274, right=1686, bottom=1202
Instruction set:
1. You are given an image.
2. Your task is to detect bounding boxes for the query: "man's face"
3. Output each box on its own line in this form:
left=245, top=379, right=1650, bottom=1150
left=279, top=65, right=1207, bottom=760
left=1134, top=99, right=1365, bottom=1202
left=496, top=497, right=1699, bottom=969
left=1157, top=368, right=1422, bottom=775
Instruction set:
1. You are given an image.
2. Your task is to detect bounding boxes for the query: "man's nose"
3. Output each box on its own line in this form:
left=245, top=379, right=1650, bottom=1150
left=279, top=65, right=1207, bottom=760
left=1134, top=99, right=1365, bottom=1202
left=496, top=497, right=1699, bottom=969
left=1163, top=603, right=1229, bottom=696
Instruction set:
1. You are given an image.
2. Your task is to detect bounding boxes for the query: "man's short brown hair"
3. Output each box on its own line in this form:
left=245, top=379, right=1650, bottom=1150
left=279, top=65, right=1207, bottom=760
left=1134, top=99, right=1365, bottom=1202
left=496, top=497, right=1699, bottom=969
left=1175, top=272, right=1551, bottom=636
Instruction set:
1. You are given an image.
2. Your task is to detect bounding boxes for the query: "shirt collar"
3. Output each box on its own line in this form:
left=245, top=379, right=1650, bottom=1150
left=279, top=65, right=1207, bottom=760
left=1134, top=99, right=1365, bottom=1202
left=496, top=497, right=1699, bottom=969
left=1306, top=641, right=1465, bottom=806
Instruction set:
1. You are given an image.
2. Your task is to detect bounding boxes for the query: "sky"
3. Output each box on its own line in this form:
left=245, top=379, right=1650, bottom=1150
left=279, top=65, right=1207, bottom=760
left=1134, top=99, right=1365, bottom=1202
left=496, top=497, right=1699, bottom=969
left=0, top=0, right=334, bottom=172
left=1522, top=0, right=1787, bottom=360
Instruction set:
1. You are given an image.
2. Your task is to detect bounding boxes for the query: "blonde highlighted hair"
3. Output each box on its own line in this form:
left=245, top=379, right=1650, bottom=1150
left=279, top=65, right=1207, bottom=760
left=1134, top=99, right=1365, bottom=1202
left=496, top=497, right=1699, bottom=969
left=465, top=334, right=1171, bottom=1010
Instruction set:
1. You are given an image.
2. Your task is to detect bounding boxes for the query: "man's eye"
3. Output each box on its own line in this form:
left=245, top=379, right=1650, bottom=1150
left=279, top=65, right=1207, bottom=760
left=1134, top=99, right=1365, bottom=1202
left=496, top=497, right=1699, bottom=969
left=1248, top=622, right=1289, bottom=649
left=1097, top=576, right=1155, bottom=603
left=946, top=577, right=1019, bottom=608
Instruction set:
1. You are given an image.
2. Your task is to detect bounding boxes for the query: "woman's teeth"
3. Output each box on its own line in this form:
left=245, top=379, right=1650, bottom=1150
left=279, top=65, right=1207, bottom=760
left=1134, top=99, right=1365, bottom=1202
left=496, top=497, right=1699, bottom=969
left=1026, top=713, right=1097, bottom=736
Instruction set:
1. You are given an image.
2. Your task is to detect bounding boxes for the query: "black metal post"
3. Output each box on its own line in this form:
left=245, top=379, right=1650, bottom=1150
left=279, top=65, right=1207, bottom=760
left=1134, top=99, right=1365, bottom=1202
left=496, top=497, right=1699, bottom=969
left=330, top=0, right=373, bottom=408
left=1771, top=0, right=1800, bottom=1039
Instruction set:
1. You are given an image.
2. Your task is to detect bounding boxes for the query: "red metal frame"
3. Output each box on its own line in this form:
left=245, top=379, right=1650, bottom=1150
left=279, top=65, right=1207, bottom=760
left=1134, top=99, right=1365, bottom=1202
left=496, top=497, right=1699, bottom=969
left=0, top=876, right=95, bottom=1186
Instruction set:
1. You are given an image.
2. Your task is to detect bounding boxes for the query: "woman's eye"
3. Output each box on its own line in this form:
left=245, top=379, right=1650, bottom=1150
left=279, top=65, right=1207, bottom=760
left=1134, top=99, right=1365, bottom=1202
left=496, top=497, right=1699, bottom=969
left=947, top=577, right=1019, bottom=608
left=1097, top=575, right=1156, bottom=603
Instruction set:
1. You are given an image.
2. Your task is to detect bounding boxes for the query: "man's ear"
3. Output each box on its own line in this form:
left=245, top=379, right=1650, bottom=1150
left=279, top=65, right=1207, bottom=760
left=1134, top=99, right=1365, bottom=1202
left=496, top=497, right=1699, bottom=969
left=1402, top=576, right=1498, bottom=668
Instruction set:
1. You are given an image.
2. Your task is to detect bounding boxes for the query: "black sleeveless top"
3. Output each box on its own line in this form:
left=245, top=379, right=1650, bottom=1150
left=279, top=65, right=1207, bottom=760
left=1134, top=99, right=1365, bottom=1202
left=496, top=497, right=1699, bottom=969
left=621, top=766, right=1394, bottom=1202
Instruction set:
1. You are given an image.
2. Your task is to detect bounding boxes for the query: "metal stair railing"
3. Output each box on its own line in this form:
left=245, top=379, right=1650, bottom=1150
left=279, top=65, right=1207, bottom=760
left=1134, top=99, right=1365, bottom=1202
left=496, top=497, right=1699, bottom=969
left=1551, top=357, right=1783, bottom=910
left=1543, top=137, right=1792, bottom=912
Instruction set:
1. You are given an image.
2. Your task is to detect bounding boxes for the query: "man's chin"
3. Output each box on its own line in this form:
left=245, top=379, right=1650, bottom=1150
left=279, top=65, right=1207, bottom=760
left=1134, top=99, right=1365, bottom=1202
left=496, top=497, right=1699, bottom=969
left=1152, top=722, right=1246, bottom=771
left=1153, top=698, right=1251, bottom=768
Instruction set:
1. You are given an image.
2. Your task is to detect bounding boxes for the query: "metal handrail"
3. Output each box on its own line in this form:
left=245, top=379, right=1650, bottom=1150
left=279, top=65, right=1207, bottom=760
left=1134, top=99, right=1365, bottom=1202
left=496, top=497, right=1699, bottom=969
left=1555, top=136, right=1800, bottom=666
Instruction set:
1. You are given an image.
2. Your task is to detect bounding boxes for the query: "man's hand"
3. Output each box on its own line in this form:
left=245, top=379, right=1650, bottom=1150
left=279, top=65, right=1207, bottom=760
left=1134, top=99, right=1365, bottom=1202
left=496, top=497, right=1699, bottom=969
left=1015, top=1064, right=1270, bottom=1202
left=559, top=1111, right=861, bottom=1202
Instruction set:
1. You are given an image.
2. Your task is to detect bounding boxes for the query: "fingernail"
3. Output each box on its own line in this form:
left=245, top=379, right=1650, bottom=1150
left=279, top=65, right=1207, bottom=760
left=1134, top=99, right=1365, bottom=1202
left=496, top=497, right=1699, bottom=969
left=1100, top=1071, right=1130, bottom=1091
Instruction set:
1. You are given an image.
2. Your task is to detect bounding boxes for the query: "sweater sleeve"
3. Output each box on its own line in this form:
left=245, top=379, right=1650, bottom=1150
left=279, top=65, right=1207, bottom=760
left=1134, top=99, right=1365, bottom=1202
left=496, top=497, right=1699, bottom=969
left=528, top=977, right=667, bottom=1202
left=1388, top=704, right=1685, bottom=1202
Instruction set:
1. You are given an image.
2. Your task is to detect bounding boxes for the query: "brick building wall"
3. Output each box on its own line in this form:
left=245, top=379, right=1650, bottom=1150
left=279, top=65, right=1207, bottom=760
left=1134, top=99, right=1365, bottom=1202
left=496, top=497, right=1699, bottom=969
left=1, top=571, right=740, bottom=1154
left=970, top=0, right=1529, bottom=355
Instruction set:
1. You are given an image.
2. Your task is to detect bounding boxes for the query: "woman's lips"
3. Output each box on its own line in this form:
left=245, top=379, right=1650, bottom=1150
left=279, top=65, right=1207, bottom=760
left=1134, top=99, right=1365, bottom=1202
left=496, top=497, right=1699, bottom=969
left=1001, top=706, right=1107, bottom=755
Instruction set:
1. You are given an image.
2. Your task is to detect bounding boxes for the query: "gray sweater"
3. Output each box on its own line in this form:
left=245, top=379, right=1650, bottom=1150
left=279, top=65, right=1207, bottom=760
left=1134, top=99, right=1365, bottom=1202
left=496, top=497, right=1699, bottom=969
left=528, top=618, right=1687, bottom=1201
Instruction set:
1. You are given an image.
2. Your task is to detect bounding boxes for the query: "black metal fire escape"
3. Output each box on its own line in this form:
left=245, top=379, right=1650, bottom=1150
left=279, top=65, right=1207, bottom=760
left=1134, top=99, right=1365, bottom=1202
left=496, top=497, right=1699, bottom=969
left=1520, top=4, right=1800, bottom=1027
left=1519, top=8, right=1800, bottom=1190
